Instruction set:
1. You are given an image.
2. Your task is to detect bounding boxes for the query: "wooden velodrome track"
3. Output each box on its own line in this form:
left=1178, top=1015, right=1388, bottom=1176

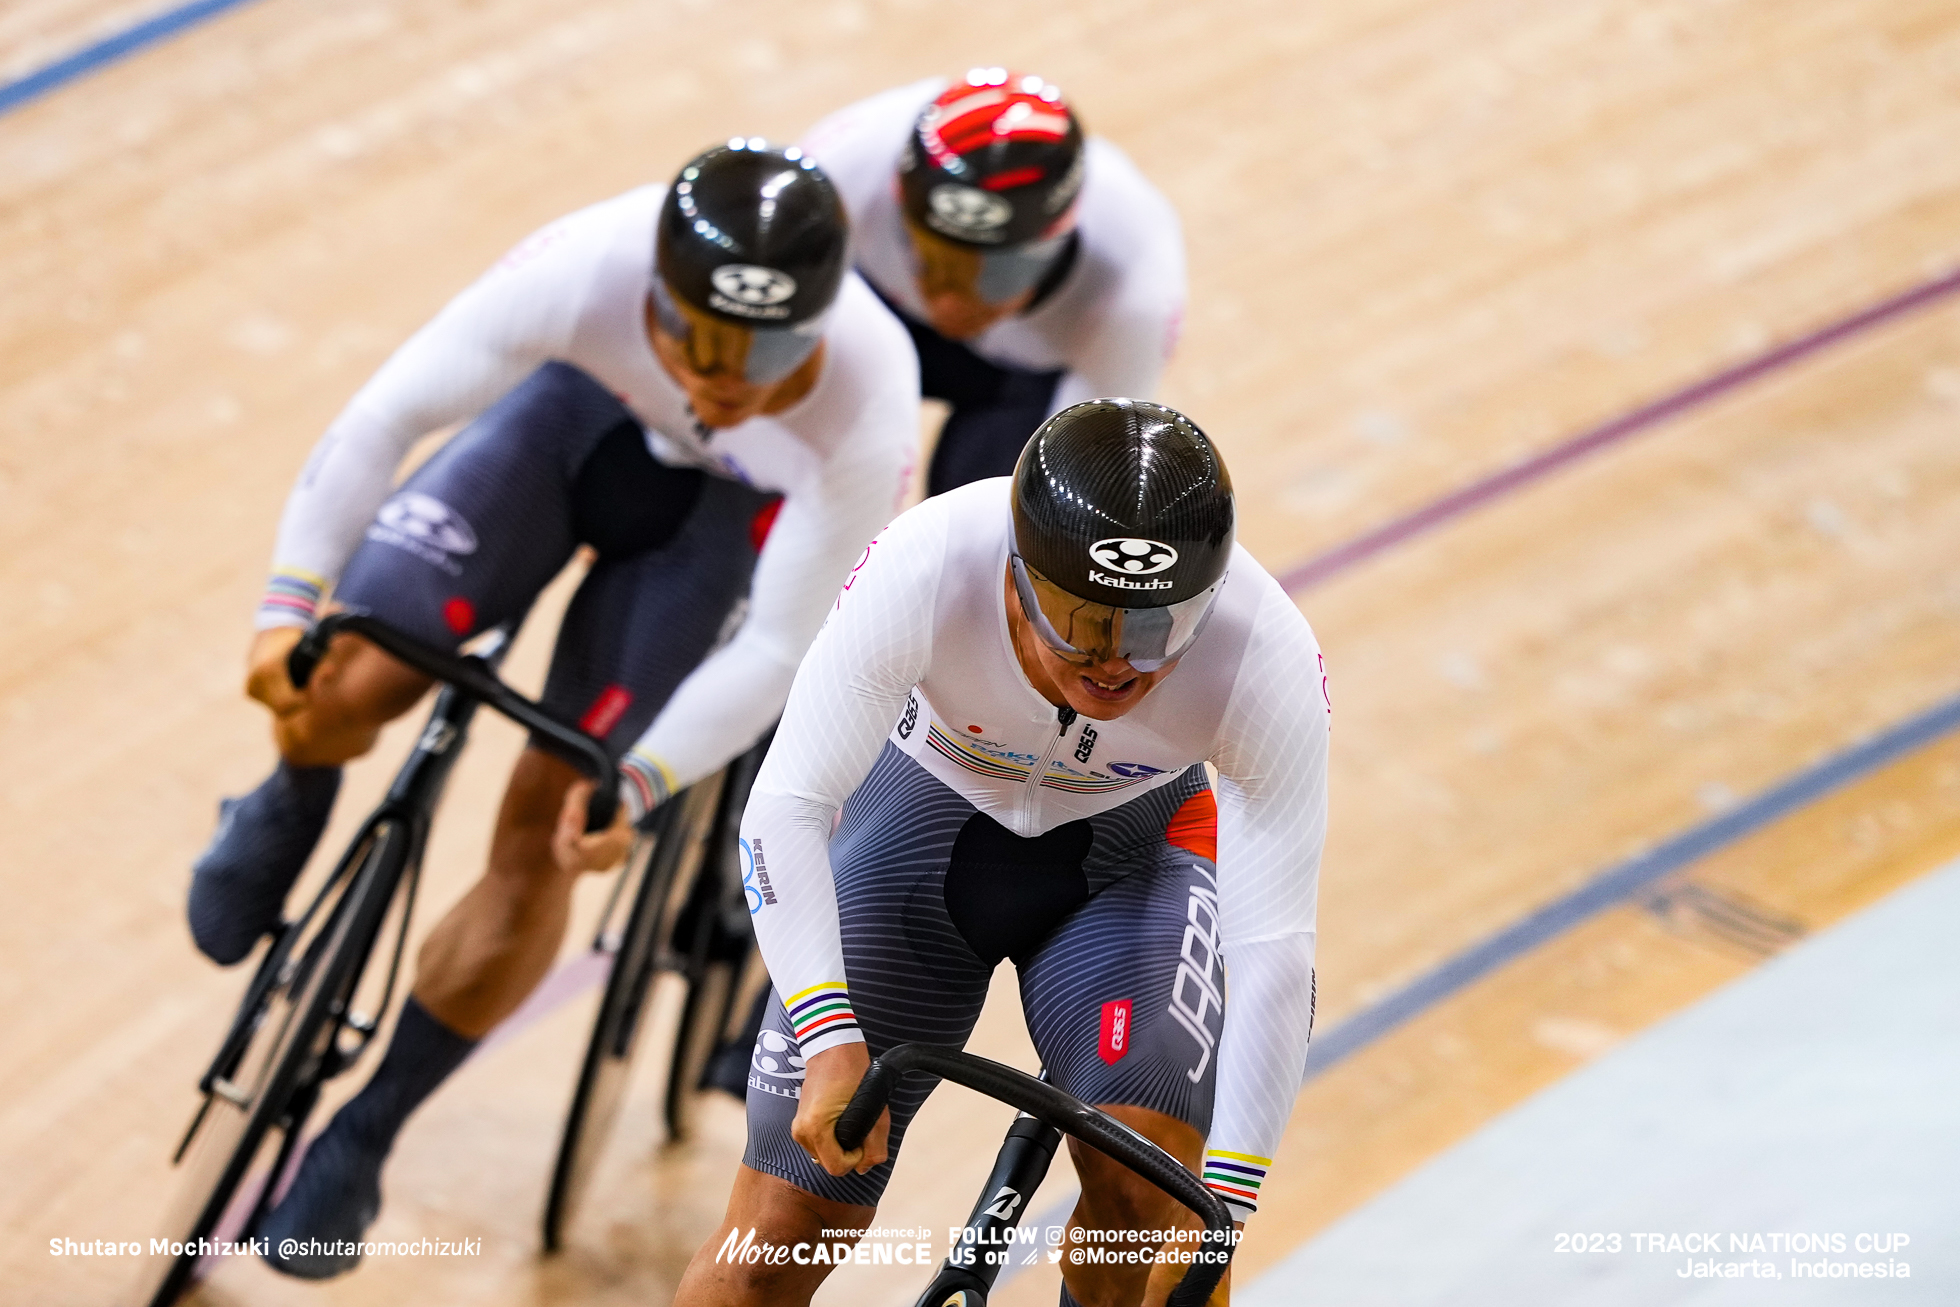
left=6, top=0, right=1960, bottom=1303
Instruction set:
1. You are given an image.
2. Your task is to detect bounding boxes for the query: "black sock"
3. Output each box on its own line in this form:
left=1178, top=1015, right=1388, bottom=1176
left=332, top=997, right=477, bottom=1155
left=278, top=759, right=344, bottom=808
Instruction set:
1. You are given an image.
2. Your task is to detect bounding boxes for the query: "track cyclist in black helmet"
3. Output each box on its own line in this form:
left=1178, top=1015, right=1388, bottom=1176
left=184, top=139, right=917, bottom=1279
left=799, top=69, right=1187, bottom=495
left=571, top=399, right=1330, bottom=1305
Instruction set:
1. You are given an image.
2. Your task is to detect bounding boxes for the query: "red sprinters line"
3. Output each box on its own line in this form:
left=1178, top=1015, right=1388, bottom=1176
left=1278, top=265, right=1960, bottom=594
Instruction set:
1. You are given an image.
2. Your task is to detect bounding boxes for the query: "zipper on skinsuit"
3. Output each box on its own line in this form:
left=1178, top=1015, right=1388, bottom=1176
left=1020, top=705, right=1078, bottom=828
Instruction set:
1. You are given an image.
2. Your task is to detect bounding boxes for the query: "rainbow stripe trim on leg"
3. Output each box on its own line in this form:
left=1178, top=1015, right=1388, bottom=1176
left=786, top=981, right=859, bottom=1046
left=1202, top=1149, right=1269, bottom=1218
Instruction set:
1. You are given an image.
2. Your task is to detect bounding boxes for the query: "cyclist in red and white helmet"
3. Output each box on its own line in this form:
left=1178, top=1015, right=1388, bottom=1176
left=801, top=68, right=1186, bottom=495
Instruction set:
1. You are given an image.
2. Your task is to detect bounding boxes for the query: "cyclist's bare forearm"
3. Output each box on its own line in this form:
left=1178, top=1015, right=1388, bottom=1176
left=1064, top=1104, right=1222, bottom=1305
left=673, top=1166, right=874, bottom=1307
left=247, top=626, right=432, bottom=767
left=550, top=778, right=632, bottom=875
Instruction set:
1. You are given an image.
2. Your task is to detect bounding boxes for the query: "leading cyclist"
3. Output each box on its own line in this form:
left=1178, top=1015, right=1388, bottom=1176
left=185, top=140, right=918, bottom=1278
left=565, top=399, right=1328, bottom=1305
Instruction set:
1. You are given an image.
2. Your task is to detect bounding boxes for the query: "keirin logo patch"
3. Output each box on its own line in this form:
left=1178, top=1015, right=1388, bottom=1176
left=740, top=837, right=777, bottom=915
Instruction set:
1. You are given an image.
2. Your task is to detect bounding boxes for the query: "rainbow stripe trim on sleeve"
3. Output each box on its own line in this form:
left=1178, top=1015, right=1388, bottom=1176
left=1202, top=1149, right=1270, bottom=1214
left=259, top=569, right=326, bottom=625
left=619, top=748, right=674, bottom=824
left=785, top=981, right=859, bottom=1045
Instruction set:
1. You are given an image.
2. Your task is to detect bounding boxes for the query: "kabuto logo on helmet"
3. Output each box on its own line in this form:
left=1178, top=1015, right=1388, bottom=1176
left=926, top=184, right=1014, bottom=242
left=708, top=264, right=798, bottom=320
left=1090, top=538, right=1179, bottom=575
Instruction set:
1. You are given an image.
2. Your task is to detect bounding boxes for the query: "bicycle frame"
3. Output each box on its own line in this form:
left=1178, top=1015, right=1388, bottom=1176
left=837, top=1045, right=1235, bottom=1307
left=916, top=1110, right=1064, bottom=1304
left=291, top=611, right=618, bottom=829
left=135, top=616, right=620, bottom=1307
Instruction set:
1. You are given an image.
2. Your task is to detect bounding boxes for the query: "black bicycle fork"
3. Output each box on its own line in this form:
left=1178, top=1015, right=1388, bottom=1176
left=914, top=1112, right=1064, bottom=1307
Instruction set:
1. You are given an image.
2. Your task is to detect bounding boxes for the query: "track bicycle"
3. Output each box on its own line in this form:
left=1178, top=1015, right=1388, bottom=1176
left=837, top=1046, right=1235, bottom=1307
left=128, top=611, right=619, bottom=1307
left=541, top=727, right=774, bottom=1250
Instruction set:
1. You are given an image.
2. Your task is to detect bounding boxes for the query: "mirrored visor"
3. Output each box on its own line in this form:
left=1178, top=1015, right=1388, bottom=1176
left=903, top=214, right=1072, bottom=307
left=1010, top=555, right=1221, bottom=673
left=649, top=276, right=825, bottom=384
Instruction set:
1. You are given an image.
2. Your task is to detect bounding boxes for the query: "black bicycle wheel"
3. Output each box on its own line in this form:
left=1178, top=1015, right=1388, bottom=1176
left=663, top=900, right=762, bottom=1139
left=662, top=729, right=773, bottom=1140
left=541, top=779, right=722, bottom=1251
left=699, top=948, right=772, bottom=1099
left=662, top=951, right=733, bottom=1142
left=128, top=819, right=412, bottom=1307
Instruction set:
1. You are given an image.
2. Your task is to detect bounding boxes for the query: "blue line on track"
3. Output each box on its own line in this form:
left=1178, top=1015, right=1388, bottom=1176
left=0, top=0, right=262, bottom=117
left=1302, top=686, right=1960, bottom=1080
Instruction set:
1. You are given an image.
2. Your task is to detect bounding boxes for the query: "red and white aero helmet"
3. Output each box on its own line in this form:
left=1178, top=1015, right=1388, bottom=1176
left=899, top=69, right=1086, bottom=249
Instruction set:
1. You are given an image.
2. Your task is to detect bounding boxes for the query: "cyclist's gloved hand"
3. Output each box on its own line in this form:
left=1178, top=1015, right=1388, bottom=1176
left=795, top=1043, right=890, bottom=1177
left=552, top=778, right=633, bottom=875
left=246, top=626, right=309, bottom=717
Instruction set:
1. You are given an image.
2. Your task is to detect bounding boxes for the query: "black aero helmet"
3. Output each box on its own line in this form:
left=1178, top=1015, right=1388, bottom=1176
left=1009, top=399, right=1234, bottom=671
left=652, top=140, right=847, bottom=382
left=900, top=69, right=1085, bottom=249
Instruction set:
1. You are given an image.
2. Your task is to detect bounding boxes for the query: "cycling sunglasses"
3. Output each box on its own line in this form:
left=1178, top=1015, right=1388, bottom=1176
left=1009, top=554, right=1222, bottom=673
left=904, top=214, right=1073, bottom=307
left=648, top=276, right=826, bottom=384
